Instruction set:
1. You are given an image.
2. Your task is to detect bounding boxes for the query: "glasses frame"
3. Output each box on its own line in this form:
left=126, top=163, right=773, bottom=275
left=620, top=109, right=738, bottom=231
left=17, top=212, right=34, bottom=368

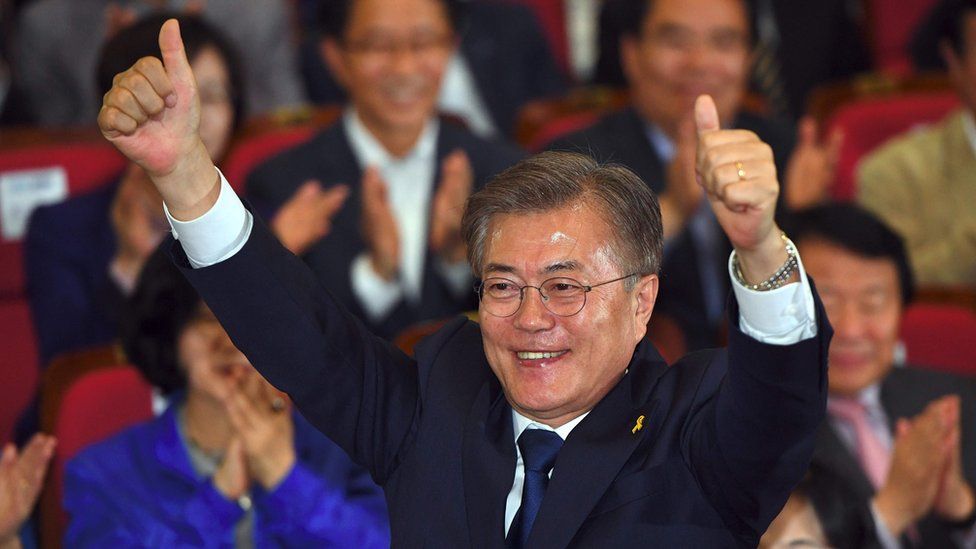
left=476, top=273, right=637, bottom=318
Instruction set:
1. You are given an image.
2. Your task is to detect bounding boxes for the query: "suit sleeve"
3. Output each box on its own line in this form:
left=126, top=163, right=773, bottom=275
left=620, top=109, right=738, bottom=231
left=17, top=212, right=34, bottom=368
left=680, top=287, right=831, bottom=545
left=174, top=215, right=421, bottom=485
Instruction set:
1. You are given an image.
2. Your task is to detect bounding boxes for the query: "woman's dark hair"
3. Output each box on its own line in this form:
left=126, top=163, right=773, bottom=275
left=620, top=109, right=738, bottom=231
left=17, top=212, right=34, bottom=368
left=783, top=203, right=915, bottom=306
left=96, top=12, right=245, bottom=131
left=911, top=0, right=976, bottom=71
left=121, top=244, right=202, bottom=395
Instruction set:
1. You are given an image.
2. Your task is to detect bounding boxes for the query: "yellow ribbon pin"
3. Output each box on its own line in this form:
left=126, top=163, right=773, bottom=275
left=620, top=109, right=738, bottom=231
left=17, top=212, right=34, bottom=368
left=631, top=415, right=645, bottom=435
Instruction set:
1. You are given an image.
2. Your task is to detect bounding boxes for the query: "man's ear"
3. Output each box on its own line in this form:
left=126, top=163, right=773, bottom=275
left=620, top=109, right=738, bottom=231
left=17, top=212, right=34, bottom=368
left=320, top=38, right=349, bottom=89
left=633, top=274, right=659, bottom=341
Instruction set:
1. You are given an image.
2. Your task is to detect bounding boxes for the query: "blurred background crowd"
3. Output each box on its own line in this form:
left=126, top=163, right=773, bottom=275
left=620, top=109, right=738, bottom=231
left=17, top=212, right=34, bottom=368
left=1, top=0, right=976, bottom=547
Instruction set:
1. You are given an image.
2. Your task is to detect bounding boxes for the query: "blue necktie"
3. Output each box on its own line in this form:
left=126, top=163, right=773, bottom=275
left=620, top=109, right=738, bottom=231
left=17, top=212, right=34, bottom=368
left=507, top=429, right=563, bottom=548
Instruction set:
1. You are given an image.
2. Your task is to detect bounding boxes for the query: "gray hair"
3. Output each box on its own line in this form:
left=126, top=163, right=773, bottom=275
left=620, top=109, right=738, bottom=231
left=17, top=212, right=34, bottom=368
left=461, top=151, right=663, bottom=287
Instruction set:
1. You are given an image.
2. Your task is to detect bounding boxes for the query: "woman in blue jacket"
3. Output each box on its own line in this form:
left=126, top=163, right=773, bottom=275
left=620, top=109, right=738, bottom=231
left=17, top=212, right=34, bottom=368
left=63, top=246, right=390, bottom=547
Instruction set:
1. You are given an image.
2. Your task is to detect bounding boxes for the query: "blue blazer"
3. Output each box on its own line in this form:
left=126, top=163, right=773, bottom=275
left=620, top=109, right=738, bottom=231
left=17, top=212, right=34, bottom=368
left=64, top=398, right=390, bottom=547
left=175, top=216, right=831, bottom=548
left=245, top=119, right=523, bottom=339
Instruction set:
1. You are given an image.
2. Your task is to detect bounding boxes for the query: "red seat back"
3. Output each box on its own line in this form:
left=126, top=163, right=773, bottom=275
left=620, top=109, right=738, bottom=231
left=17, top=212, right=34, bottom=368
left=825, top=91, right=959, bottom=201
left=0, top=299, right=39, bottom=444
left=0, top=141, right=125, bottom=298
left=45, top=365, right=153, bottom=548
left=900, top=303, right=976, bottom=376
left=865, top=0, right=940, bottom=75
left=222, top=126, right=318, bottom=192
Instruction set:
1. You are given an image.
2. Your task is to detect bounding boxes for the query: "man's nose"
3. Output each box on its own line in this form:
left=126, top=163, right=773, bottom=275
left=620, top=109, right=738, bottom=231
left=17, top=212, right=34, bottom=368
left=513, top=287, right=556, bottom=331
left=829, top=303, right=866, bottom=340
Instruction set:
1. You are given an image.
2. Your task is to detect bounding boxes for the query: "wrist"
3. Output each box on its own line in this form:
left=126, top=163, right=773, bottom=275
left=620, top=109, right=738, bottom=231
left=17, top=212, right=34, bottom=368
left=253, top=449, right=295, bottom=490
left=152, top=140, right=219, bottom=221
left=874, top=488, right=917, bottom=537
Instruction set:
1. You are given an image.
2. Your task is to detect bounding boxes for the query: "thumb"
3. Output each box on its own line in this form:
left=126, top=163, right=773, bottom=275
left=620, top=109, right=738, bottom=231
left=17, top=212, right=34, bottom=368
left=797, top=117, right=818, bottom=147
left=694, top=95, right=720, bottom=135
left=158, top=19, right=194, bottom=91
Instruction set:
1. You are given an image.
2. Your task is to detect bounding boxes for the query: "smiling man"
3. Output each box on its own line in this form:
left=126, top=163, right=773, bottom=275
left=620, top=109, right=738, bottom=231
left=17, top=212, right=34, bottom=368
left=96, top=20, right=831, bottom=547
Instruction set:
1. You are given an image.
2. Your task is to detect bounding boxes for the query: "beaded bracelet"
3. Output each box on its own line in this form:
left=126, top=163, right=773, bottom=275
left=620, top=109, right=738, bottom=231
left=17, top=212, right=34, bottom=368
left=732, top=233, right=799, bottom=291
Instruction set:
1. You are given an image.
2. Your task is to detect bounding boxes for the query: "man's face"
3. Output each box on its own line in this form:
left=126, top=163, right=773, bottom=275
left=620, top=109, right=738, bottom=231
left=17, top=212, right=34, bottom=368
left=945, top=12, right=976, bottom=115
left=620, top=0, right=750, bottom=138
left=478, top=203, right=658, bottom=427
left=322, top=0, right=453, bottom=139
left=798, top=239, right=902, bottom=397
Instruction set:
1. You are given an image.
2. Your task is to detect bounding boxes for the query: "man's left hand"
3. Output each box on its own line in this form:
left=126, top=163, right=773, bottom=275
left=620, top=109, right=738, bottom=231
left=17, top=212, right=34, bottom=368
left=694, top=95, right=792, bottom=285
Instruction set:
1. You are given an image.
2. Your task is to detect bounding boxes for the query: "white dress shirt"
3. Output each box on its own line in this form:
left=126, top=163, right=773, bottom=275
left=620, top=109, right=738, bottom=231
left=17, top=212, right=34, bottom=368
left=166, top=167, right=819, bottom=539
left=346, top=109, right=471, bottom=321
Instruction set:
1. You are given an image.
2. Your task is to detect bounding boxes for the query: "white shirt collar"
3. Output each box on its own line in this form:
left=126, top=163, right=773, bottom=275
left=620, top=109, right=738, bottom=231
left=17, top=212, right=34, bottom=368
left=342, top=107, right=439, bottom=168
left=962, top=110, right=976, bottom=158
left=512, top=409, right=590, bottom=443
left=828, top=382, right=883, bottom=414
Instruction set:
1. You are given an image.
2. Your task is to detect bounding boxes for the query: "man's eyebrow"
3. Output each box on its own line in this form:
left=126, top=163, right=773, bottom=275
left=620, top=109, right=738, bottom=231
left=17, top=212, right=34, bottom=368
left=543, top=261, right=582, bottom=274
left=483, top=263, right=516, bottom=275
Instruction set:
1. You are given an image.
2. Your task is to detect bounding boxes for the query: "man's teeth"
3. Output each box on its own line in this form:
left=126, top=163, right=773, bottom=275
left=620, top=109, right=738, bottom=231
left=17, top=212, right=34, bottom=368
left=517, top=351, right=566, bottom=360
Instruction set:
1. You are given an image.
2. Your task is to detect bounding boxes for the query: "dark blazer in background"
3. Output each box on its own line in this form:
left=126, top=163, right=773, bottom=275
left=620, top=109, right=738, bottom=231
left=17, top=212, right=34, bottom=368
left=812, top=367, right=976, bottom=548
left=175, top=215, right=831, bottom=547
left=548, top=108, right=795, bottom=350
left=245, top=119, right=523, bottom=339
left=300, top=1, right=566, bottom=138
left=24, top=181, right=123, bottom=366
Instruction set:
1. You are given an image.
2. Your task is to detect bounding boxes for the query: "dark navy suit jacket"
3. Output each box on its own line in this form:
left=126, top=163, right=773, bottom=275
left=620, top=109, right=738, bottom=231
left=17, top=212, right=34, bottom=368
left=812, top=367, right=976, bottom=548
left=176, top=215, right=831, bottom=548
left=548, top=108, right=795, bottom=350
left=24, top=181, right=122, bottom=367
left=245, top=119, right=522, bottom=339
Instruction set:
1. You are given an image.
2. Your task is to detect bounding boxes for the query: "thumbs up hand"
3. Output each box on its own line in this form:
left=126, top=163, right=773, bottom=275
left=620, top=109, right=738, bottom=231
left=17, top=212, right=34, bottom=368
left=98, top=19, right=219, bottom=221
left=694, top=95, right=792, bottom=286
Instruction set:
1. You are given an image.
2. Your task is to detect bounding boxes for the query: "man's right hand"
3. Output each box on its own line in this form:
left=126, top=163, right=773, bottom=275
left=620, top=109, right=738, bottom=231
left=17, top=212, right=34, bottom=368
left=98, top=19, right=218, bottom=221
left=659, top=117, right=703, bottom=240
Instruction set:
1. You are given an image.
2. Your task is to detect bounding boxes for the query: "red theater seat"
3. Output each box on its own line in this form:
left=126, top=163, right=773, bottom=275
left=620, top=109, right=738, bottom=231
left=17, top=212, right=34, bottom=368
left=0, top=299, right=39, bottom=444
left=40, top=364, right=153, bottom=549
left=900, top=303, right=976, bottom=377
left=824, top=91, right=959, bottom=201
left=0, top=139, right=125, bottom=298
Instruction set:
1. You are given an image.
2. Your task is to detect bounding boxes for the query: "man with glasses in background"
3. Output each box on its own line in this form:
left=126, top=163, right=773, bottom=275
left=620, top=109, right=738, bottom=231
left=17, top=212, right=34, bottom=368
left=245, top=0, right=522, bottom=340
left=98, top=18, right=831, bottom=546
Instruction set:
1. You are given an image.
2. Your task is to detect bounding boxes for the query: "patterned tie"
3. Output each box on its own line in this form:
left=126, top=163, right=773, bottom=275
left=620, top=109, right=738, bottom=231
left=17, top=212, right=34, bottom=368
left=752, top=0, right=789, bottom=119
left=828, top=398, right=891, bottom=489
left=507, top=429, right=564, bottom=549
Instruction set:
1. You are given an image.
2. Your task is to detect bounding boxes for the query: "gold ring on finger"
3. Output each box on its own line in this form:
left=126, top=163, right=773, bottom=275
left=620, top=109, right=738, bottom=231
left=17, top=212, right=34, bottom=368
left=735, top=161, right=747, bottom=181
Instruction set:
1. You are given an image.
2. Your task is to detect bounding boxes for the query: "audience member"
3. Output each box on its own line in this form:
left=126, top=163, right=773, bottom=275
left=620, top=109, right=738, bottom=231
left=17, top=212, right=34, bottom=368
left=594, top=0, right=870, bottom=121
left=13, top=0, right=304, bottom=126
left=783, top=203, right=976, bottom=548
left=23, top=14, right=334, bottom=370
left=0, top=434, right=55, bottom=549
left=63, top=247, right=389, bottom=546
left=858, top=0, right=976, bottom=286
left=551, top=0, right=839, bottom=348
left=302, top=0, right=565, bottom=138
left=247, top=0, right=523, bottom=339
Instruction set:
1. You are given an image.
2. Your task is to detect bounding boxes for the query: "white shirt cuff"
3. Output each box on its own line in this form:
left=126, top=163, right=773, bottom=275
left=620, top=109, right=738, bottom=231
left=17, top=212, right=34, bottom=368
left=435, top=257, right=472, bottom=298
left=163, top=168, right=252, bottom=269
left=350, top=253, right=403, bottom=321
left=728, top=248, right=817, bottom=345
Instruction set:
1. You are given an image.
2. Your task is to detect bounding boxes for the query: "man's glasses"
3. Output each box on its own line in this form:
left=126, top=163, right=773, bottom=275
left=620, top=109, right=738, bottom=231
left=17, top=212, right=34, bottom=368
left=476, top=274, right=636, bottom=317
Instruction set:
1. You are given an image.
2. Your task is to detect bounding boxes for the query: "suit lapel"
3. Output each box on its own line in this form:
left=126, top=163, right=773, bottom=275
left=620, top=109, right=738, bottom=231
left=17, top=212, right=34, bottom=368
left=527, top=342, right=669, bottom=549
left=813, top=422, right=875, bottom=501
left=462, top=377, right=516, bottom=549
